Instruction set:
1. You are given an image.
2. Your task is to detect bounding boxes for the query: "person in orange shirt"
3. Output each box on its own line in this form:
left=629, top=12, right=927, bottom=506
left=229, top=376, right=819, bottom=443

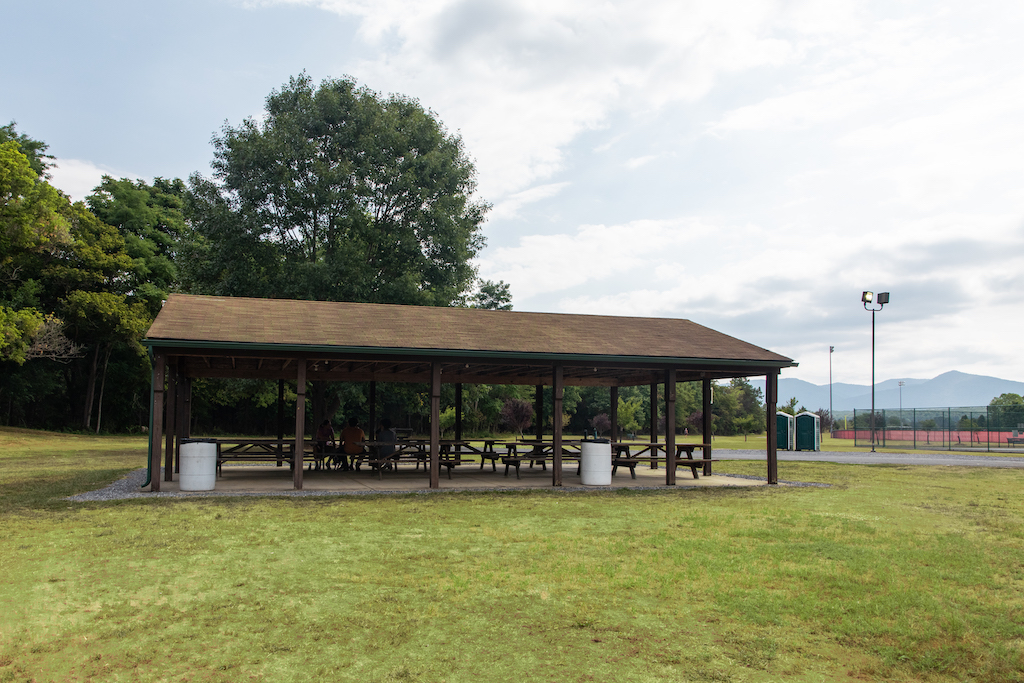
left=340, top=417, right=366, bottom=471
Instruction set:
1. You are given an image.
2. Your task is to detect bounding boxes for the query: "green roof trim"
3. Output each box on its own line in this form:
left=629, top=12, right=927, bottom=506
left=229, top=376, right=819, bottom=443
left=140, top=337, right=795, bottom=369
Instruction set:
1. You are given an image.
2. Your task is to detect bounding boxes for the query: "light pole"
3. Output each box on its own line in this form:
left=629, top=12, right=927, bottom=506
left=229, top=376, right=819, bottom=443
left=898, top=380, right=905, bottom=427
left=862, top=291, right=889, bottom=452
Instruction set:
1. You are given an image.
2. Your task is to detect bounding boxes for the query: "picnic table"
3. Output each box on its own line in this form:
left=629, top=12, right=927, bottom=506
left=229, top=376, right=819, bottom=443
left=354, top=439, right=484, bottom=480
left=610, top=442, right=715, bottom=479
left=497, top=440, right=583, bottom=479
left=477, top=439, right=503, bottom=471
left=212, top=438, right=306, bottom=475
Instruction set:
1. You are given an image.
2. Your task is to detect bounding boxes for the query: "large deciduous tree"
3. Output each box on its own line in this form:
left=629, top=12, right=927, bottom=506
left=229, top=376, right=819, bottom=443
left=182, top=74, right=489, bottom=306
left=1, top=126, right=152, bottom=430
left=87, top=177, right=186, bottom=318
left=0, top=139, right=71, bottom=363
left=1, top=122, right=55, bottom=178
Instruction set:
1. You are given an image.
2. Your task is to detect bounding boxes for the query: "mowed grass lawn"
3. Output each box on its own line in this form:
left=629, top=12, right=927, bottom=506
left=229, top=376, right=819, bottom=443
left=1, top=428, right=1023, bottom=682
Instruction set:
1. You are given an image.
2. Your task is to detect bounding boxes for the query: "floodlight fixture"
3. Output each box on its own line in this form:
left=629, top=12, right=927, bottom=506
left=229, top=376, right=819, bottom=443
left=862, top=291, right=891, bottom=452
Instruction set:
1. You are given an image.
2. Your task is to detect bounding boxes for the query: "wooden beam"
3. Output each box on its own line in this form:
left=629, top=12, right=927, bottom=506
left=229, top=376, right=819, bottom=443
left=164, top=362, right=176, bottom=482
left=277, top=379, right=284, bottom=465
left=665, top=369, right=676, bottom=486
left=702, top=377, right=713, bottom=476
left=294, top=359, right=306, bottom=490
left=455, top=383, right=463, bottom=445
left=150, top=353, right=165, bottom=492
left=176, top=350, right=759, bottom=388
left=552, top=365, right=563, bottom=487
left=430, top=362, right=441, bottom=489
left=183, top=377, right=192, bottom=440
left=649, top=382, right=658, bottom=469
left=535, top=385, right=544, bottom=441
left=369, top=381, right=377, bottom=436
left=610, top=386, right=618, bottom=442
left=766, top=370, right=779, bottom=485
left=175, top=365, right=187, bottom=473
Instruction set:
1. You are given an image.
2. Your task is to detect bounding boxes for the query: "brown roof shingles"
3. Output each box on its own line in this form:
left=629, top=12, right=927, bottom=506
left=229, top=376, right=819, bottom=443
left=145, top=294, right=793, bottom=365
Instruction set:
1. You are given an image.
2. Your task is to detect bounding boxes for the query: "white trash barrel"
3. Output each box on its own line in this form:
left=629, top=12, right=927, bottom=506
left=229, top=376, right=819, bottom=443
left=179, top=439, right=217, bottom=491
left=579, top=439, right=612, bottom=486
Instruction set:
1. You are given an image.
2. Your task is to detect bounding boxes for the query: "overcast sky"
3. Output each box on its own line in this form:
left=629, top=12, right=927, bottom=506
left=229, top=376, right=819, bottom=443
left=4, top=0, right=1023, bottom=387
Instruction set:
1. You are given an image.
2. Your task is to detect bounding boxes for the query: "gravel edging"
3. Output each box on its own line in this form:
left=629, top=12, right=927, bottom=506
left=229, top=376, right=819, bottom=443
left=65, top=448, right=1021, bottom=502
left=65, top=469, right=822, bottom=502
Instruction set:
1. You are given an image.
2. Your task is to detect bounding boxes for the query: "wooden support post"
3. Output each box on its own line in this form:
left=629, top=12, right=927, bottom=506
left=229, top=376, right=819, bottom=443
left=649, top=382, right=658, bottom=469
left=150, top=353, right=165, bottom=492
left=174, top=366, right=186, bottom=473
left=294, top=359, right=306, bottom=490
left=430, top=362, right=441, bottom=489
left=535, top=384, right=544, bottom=441
left=552, top=365, right=563, bottom=486
left=276, top=379, right=284, bottom=466
left=183, top=377, right=192, bottom=439
left=455, top=383, right=463, bottom=451
left=312, top=381, right=325, bottom=428
left=610, top=386, right=619, bottom=442
left=766, top=370, right=779, bottom=485
left=702, top=377, right=713, bottom=476
left=164, top=362, right=176, bottom=482
left=665, top=369, right=676, bottom=486
left=369, top=381, right=377, bottom=436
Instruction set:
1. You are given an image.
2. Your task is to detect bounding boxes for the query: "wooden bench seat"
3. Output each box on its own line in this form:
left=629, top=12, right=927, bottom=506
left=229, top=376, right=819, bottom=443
left=479, top=451, right=503, bottom=471
left=500, top=453, right=581, bottom=479
left=216, top=454, right=293, bottom=475
left=612, top=455, right=718, bottom=479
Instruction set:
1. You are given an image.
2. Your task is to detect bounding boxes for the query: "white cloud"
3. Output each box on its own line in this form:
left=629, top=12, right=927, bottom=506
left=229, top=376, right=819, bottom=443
left=624, top=155, right=658, bottom=170
left=489, top=182, right=570, bottom=220
left=48, top=158, right=138, bottom=203
left=261, top=0, right=846, bottom=205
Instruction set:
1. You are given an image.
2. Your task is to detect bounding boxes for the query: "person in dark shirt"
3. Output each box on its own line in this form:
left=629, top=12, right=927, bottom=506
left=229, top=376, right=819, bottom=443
left=376, top=417, right=397, bottom=468
left=314, top=419, right=335, bottom=471
left=339, top=417, right=365, bottom=471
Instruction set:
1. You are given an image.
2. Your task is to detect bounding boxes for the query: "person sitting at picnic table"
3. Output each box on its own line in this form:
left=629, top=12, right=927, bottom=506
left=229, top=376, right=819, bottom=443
left=314, top=419, right=335, bottom=471
left=339, top=417, right=365, bottom=471
left=375, top=417, right=398, bottom=470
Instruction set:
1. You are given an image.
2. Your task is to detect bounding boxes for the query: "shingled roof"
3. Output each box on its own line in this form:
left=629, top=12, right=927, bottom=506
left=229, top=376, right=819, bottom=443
left=146, top=294, right=794, bottom=367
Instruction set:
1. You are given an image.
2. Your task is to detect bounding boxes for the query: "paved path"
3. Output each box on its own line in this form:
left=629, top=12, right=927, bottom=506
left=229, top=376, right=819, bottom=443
left=714, top=449, right=1024, bottom=468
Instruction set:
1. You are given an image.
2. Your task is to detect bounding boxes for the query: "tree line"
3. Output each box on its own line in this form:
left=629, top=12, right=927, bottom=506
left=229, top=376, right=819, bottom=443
left=2, top=74, right=770, bottom=437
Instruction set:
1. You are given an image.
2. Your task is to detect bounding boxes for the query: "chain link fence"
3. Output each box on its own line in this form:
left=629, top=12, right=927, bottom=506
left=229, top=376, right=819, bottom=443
left=833, top=406, right=1024, bottom=451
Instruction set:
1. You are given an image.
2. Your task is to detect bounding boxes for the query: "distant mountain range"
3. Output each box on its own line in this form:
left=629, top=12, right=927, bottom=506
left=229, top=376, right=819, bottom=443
left=750, top=371, right=1024, bottom=412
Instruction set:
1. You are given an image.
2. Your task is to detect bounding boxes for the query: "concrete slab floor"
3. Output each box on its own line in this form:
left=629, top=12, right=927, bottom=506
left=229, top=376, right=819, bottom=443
left=158, top=462, right=771, bottom=494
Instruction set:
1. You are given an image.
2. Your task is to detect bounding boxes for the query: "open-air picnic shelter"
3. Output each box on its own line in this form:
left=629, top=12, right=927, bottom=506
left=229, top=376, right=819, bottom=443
left=142, top=294, right=797, bottom=491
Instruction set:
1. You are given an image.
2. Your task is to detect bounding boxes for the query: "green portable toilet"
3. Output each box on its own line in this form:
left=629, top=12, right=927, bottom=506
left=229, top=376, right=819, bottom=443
left=795, top=412, right=821, bottom=451
left=776, top=413, right=795, bottom=451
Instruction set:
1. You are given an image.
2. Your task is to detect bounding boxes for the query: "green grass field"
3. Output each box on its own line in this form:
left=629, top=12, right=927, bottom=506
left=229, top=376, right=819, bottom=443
left=1, top=427, right=1022, bottom=682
